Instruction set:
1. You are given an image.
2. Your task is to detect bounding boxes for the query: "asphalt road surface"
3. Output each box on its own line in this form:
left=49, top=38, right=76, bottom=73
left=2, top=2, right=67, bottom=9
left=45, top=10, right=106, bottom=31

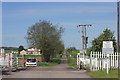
left=2, top=55, right=91, bottom=78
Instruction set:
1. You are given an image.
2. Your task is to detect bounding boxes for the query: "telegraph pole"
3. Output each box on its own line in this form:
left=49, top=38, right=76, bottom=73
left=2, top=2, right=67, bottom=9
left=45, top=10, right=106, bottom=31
left=117, top=0, right=120, bottom=53
left=117, top=0, right=120, bottom=70
left=77, top=24, right=92, bottom=59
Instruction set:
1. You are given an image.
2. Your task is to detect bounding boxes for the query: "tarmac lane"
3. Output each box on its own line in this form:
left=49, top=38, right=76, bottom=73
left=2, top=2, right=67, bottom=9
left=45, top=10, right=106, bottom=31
left=2, top=63, right=91, bottom=78
left=2, top=55, right=92, bottom=79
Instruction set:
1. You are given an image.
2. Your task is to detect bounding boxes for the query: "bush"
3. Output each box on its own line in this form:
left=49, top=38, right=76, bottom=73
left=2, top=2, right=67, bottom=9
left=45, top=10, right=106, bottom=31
left=51, top=58, right=61, bottom=64
left=67, top=56, right=77, bottom=67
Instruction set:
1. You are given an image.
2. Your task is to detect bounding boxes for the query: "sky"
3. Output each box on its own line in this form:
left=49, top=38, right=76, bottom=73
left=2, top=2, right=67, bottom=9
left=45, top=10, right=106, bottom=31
left=1, top=0, right=118, bottom=2
left=0, top=1, right=2, bottom=47
left=2, top=2, right=118, bottom=49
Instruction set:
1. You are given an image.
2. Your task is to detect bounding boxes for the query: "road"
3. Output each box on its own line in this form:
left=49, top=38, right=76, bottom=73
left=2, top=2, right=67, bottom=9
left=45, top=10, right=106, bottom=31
left=2, top=55, right=91, bottom=78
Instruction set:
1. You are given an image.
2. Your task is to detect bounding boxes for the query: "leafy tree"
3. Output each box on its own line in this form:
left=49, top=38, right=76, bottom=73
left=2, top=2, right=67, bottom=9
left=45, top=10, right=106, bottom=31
left=18, top=45, right=25, bottom=56
left=86, top=47, right=92, bottom=56
left=66, top=47, right=79, bottom=58
left=91, top=28, right=116, bottom=52
left=66, top=47, right=77, bottom=53
left=26, top=20, right=64, bottom=62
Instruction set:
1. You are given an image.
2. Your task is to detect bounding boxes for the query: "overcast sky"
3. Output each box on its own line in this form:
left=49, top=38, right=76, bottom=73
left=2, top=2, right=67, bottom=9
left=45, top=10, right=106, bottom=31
left=2, top=2, right=117, bottom=49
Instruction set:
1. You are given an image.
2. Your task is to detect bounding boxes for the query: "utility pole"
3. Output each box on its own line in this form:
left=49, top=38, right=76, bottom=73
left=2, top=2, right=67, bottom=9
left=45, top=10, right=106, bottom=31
left=117, top=0, right=120, bottom=70
left=117, top=0, right=120, bottom=53
left=77, top=24, right=92, bottom=59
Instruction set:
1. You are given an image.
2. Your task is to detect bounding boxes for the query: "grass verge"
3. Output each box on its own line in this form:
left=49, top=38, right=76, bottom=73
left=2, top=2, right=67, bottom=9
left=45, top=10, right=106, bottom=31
left=86, top=69, right=118, bottom=78
left=38, top=62, right=58, bottom=67
left=24, top=55, right=42, bottom=59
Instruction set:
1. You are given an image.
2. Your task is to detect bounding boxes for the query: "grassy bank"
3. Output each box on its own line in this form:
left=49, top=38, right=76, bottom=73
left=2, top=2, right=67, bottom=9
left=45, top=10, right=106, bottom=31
left=86, top=70, right=118, bottom=78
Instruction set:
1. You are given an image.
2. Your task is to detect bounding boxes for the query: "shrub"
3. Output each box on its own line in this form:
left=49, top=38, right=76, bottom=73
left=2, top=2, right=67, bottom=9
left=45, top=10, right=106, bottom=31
left=51, top=58, right=61, bottom=64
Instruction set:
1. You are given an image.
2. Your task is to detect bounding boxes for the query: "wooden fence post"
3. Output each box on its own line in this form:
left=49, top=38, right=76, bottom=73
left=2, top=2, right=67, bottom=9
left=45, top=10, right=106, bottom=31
left=22, top=55, right=25, bottom=68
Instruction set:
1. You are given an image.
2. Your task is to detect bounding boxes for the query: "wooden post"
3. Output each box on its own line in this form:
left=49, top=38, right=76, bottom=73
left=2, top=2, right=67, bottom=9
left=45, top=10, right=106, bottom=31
left=22, top=55, right=25, bottom=68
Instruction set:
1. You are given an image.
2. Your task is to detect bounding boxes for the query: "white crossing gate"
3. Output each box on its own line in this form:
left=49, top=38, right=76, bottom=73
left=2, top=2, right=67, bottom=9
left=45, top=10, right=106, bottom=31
left=0, top=53, right=18, bottom=70
left=90, top=52, right=119, bottom=71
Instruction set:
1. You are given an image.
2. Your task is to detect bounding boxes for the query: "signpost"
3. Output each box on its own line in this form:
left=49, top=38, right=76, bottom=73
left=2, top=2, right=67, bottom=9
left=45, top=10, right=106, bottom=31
left=102, top=41, right=114, bottom=74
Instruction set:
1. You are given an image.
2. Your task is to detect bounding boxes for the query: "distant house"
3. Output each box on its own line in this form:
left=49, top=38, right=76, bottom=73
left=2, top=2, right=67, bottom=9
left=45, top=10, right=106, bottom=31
left=20, top=47, right=41, bottom=55
left=20, top=50, right=27, bottom=55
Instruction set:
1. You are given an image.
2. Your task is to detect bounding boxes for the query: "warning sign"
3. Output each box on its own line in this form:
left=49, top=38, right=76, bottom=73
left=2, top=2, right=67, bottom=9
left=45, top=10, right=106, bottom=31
left=102, top=41, right=114, bottom=54
left=103, top=41, right=113, bottom=48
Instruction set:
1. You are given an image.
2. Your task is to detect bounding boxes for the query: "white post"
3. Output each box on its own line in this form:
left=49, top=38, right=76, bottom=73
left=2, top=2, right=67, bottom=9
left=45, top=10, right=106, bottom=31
left=101, top=52, right=104, bottom=70
left=77, top=54, right=78, bottom=65
left=102, top=53, right=106, bottom=68
left=113, top=53, right=115, bottom=68
left=117, top=52, right=119, bottom=68
left=99, top=52, right=101, bottom=70
left=90, top=52, right=92, bottom=71
left=115, top=52, right=116, bottom=68
left=98, top=52, right=100, bottom=70
left=79, top=58, right=81, bottom=69
left=107, top=54, right=109, bottom=74
left=3, top=49, right=4, bottom=53
left=110, top=53, right=112, bottom=68
left=93, top=52, right=95, bottom=70
left=0, top=48, right=2, bottom=53
left=77, top=53, right=80, bottom=69
left=96, top=52, right=98, bottom=71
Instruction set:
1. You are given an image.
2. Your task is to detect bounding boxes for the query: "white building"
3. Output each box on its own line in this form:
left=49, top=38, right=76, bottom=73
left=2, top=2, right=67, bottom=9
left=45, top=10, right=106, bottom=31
left=20, top=48, right=41, bottom=55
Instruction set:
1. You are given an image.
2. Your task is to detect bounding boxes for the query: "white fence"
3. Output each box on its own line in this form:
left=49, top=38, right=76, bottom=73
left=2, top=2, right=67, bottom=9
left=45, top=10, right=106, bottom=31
left=90, top=52, right=119, bottom=71
left=77, top=52, right=119, bottom=71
